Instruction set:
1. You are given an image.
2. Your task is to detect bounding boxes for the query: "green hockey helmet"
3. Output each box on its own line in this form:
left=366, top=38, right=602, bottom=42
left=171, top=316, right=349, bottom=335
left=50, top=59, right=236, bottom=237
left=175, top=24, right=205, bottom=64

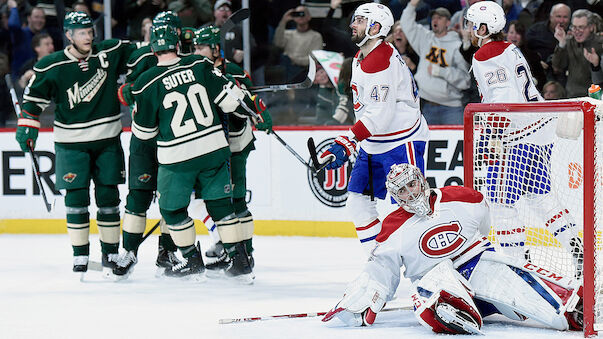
left=150, top=25, right=179, bottom=53
left=194, top=26, right=221, bottom=47
left=63, top=11, right=93, bottom=31
left=179, top=27, right=196, bottom=54
left=152, top=11, right=182, bottom=30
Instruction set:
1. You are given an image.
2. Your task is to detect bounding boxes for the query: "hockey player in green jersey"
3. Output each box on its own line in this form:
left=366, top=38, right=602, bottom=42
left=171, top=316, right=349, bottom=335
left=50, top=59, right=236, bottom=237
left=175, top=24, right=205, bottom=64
left=130, top=25, right=270, bottom=283
left=114, top=11, right=185, bottom=279
left=15, top=11, right=136, bottom=277
left=190, top=25, right=272, bottom=274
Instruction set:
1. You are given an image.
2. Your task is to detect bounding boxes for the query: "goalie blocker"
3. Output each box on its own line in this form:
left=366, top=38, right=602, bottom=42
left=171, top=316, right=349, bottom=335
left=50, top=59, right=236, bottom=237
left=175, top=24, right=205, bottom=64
left=323, top=163, right=583, bottom=334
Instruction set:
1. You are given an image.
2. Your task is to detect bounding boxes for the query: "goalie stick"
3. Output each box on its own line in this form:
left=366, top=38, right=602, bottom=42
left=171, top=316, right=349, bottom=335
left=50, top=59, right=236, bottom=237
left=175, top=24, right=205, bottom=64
left=5, top=74, right=56, bottom=212
left=249, top=56, right=316, bottom=92
left=218, top=305, right=413, bottom=324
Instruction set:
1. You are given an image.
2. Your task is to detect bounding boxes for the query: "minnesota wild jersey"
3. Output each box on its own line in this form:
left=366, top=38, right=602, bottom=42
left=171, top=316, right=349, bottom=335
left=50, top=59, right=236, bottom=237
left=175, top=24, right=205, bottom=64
left=125, top=43, right=156, bottom=83
left=131, top=55, right=255, bottom=165
left=22, top=39, right=136, bottom=144
left=220, top=59, right=256, bottom=153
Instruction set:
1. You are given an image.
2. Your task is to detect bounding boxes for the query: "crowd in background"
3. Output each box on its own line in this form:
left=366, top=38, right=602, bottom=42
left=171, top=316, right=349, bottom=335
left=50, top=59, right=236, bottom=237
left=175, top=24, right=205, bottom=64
left=0, top=0, right=601, bottom=127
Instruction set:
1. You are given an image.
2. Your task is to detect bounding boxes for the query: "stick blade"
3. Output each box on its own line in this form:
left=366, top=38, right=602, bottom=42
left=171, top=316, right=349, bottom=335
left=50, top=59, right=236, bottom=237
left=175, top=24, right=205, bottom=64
left=307, top=137, right=321, bottom=171
left=221, top=8, right=250, bottom=34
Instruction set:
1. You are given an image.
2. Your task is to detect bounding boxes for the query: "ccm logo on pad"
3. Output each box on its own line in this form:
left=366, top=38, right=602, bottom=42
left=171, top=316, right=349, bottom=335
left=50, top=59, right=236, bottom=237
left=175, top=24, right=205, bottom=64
left=419, top=222, right=467, bottom=258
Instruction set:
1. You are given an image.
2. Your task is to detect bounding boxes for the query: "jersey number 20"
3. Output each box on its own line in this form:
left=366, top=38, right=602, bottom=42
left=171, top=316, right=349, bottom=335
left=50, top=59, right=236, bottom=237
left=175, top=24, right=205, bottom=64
left=163, top=84, right=214, bottom=137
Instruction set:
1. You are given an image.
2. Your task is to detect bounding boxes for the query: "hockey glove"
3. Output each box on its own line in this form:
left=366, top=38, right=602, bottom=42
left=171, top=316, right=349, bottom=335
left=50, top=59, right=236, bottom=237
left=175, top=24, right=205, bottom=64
left=322, top=272, right=386, bottom=326
left=117, top=83, right=134, bottom=107
left=319, top=135, right=356, bottom=170
left=16, top=110, right=40, bottom=152
left=251, top=95, right=273, bottom=132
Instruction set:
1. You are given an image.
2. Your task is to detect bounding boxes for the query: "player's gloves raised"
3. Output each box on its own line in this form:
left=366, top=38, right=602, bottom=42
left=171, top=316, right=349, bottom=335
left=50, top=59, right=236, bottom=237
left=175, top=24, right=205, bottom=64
left=16, top=111, right=40, bottom=152
left=251, top=95, right=273, bottom=132
left=319, top=134, right=356, bottom=170
left=117, top=83, right=134, bottom=107
left=322, top=272, right=386, bottom=326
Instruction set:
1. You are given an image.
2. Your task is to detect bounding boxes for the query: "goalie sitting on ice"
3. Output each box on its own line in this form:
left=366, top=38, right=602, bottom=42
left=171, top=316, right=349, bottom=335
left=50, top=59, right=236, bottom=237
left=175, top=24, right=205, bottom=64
left=322, top=163, right=583, bottom=334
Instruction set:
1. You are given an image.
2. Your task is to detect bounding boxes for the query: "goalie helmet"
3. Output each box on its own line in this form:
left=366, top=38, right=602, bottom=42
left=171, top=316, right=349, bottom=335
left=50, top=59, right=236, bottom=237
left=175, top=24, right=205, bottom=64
left=152, top=11, right=182, bottom=30
left=150, top=25, right=179, bottom=53
left=194, top=26, right=221, bottom=47
left=352, top=3, right=394, bottom=47
left=386, top=163, right=431, bottom=216
left=63, top=11, right=93, bottom=31
left=464, top=2, right=506, bottom=36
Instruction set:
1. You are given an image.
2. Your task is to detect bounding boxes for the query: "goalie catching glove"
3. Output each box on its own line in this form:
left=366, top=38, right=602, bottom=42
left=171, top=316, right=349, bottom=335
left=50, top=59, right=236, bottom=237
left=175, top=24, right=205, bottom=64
left=16, top=110, right=40, bottom=151
left=322, top=272, right=387, bottom=326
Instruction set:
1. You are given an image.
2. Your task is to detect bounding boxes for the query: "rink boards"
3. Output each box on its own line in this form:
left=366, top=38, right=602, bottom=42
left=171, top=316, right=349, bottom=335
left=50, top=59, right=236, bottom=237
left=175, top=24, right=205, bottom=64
left=0, top=126, right=579, bottom=241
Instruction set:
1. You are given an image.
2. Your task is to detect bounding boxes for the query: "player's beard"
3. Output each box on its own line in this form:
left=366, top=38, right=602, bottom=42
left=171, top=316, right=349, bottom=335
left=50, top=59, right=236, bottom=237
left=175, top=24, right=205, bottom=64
left=351, top=29, right=365, bottom=45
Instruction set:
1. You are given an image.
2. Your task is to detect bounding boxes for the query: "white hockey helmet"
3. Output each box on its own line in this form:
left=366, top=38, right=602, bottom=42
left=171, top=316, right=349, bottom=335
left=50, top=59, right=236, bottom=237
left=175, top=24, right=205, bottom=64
left=464, top=1, right=506, bottom=37
left=352, top=3, right=394, bottom=47
left=386, top=163, right=432, bottom=216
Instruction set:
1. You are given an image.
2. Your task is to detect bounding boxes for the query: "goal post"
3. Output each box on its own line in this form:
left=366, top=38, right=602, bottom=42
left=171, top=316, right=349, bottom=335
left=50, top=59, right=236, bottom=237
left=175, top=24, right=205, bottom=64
left=463, top=99, right=602, bottom=337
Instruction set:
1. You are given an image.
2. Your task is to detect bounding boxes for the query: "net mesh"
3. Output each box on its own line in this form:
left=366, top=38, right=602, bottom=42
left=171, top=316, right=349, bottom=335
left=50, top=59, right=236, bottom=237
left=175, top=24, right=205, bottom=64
left=467, top=100, right=603, bottom=334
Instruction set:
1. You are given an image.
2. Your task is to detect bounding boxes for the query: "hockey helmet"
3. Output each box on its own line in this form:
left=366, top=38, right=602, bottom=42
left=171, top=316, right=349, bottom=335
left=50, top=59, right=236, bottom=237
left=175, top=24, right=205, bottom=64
left=152, top=11, right=182, bottom=30
left=179, top=27, right=196, bottom=54
left=464, top=1, right=506, bottom=36
left=63, top=11, right=93, bottom=31
left=194, top=26, right=221, bottom=47
left=150, top=25, right=179, bottom=53
left=351, top=3, right=394, bottom=47
left=386, top=163, right=432, bottom=216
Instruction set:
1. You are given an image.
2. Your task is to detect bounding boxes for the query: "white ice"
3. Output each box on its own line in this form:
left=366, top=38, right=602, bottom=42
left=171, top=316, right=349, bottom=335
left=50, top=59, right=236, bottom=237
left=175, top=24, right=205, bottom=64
left=0, top=234, right=585, bottom=338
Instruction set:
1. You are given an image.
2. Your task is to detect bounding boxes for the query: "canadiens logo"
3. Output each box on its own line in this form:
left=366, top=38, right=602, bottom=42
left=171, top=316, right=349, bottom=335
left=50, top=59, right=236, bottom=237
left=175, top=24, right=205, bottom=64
left=138, top=173, right=152, bottom=183
left=419, top=221, right=467, bottom=258
left=63, top=172, right=77, bottom=183
left=306, top=138, right=355, bottom=208
left=351, top=83, right=364, bottom=112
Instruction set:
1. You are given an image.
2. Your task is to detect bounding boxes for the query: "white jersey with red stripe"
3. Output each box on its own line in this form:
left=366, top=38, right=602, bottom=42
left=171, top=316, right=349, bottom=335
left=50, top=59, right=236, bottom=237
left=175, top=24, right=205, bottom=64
left=472, top=40, right=554, bottom=145
left=364, top=186, right=491, bottom=289
left=350, top=40, right=429, bottom=154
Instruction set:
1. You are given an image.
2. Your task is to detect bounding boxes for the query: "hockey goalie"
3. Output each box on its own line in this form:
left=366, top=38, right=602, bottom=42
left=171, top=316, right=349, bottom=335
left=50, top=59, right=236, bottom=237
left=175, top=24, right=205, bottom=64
left=322, top=163, right=583, bottom=334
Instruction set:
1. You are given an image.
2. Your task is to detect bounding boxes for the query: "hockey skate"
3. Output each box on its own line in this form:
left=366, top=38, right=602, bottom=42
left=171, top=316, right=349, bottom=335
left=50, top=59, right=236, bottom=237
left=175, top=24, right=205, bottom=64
left=205, top=241, right=229, bottom=277
left=113, top=251, right=137, bottom=280
left=102, top=253, right=119, bottom=279
left=435, top=302, right=484, bottom=335
left=73, top=255, right=89, bottom=273
left=155, top=244, right=182, bottom=276
left=164, top=243, right=206, bottom=281
left=225, top=242, right=254, bottom=284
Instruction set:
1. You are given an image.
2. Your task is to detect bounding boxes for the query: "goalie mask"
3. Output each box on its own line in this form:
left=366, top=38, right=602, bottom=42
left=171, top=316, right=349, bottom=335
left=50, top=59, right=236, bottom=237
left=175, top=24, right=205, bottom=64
left=351, top=3, right=394, bottom=47
left=386, top=163, right=431, bottom=216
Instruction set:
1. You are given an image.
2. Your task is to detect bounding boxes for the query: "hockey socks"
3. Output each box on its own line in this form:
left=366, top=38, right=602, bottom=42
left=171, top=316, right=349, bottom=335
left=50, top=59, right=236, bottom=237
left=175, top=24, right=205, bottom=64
left=122, top=211, right=146, bottom=253
left=66, top=207, right=90, bottom=256
left=97, top=206, right=120, bottom=255
left=159, top=218, right=178, bottom=252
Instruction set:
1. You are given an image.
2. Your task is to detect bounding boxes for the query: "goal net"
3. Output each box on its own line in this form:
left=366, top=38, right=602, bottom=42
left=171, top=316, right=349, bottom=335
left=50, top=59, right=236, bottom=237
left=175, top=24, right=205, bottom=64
left=463, top=99, right=602, bottom=337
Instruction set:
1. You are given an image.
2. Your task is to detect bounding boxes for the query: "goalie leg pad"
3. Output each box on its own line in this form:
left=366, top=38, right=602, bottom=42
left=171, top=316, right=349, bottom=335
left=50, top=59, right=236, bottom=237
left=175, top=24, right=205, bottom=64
left=411, top=260, right=483, bottom=334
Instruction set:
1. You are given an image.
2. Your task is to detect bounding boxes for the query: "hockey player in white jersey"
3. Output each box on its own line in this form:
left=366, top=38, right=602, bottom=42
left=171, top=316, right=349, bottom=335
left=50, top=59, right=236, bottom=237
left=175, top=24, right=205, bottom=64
left=322, top=164, right=583, bottom=334
left=317, top=3, right=429, bottom=254
left=465, top=1, right=583, bottom=273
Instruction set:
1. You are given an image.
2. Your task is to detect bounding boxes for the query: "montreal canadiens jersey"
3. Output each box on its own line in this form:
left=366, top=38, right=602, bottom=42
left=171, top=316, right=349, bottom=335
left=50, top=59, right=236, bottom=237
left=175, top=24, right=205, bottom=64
left=472, top=41, right=554, bottom=145
left=351, top=40, right=429, bottom=154
left=361, top=186, right=491, bottom=298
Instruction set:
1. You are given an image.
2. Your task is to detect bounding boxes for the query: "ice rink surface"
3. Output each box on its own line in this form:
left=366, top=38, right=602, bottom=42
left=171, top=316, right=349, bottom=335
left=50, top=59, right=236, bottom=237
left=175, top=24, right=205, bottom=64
left=0, top=234, right=586, bottom=338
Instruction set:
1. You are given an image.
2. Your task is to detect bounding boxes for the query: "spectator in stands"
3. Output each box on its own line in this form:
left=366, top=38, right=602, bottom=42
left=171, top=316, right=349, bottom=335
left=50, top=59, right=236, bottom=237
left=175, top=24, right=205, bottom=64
left=515, top=0, right=542, bottom=17
left=8, top=2, right=46, bottom=79
left=321, top=0, right=358, bottom=58
left=542, top=80, right=567, bottom=99
left=0, top=52, right=11, bottom=127
left=0, top=5, right=11, bottom=56
left=506, top=20, right=547, bottom=91
left=584, top=44, right=602, bottom=86
left=552, top=9, right=603, bottom=97
left=332, top=57, right=354, bottom=125
left=449, top=0, right=483, bottom=34
left=168, top=0, right=212, bottom=28
left=525, top=3, right=571, bottom=77
left=503, top=0, right=523, bottom=30
left=140, top=17, right=152, bottom=43
left=274, top=5, right=324, bottom=82
left=18, top=32, right=54, bottom=89
left=125, top=0, right=167, bottom=41
left=312, top=65, right=339, bottom=125
left=386, top=21, right=419, bottom=74
left=402, top=0, right=471, bottom=125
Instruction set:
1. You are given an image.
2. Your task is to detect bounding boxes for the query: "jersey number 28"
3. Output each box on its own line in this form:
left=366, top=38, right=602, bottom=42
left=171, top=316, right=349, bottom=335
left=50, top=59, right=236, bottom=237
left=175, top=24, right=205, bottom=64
left=163, top=84, right=214, bottom=137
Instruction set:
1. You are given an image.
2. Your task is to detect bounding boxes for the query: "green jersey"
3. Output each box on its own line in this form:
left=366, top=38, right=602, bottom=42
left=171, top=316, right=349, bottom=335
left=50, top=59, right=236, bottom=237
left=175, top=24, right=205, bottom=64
left=22, top=39, right=136, bottom=144
left=131, top=55, right=256, bottom=166
left=125, top=43, right=156, bottom=83
left=220, top=59, right=255, bottom=153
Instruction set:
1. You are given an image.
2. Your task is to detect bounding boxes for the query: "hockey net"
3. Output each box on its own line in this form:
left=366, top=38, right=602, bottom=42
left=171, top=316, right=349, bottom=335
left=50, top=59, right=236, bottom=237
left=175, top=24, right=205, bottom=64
left=464, top=99, right=602, bottom=337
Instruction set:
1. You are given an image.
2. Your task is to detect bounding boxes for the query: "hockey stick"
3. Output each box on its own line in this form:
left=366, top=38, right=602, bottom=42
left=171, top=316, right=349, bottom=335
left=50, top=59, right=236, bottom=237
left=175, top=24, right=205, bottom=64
left=249, top=56, right=316, bottom=92
left=220, top=8, right=250, bottom=55
left=5, top=74, right=55, bottom=212
left=218, top=305, right=413, bottom=324
left=307, top=137, right=331, bottom=172
left=271, top=131, right=315, bottom=172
